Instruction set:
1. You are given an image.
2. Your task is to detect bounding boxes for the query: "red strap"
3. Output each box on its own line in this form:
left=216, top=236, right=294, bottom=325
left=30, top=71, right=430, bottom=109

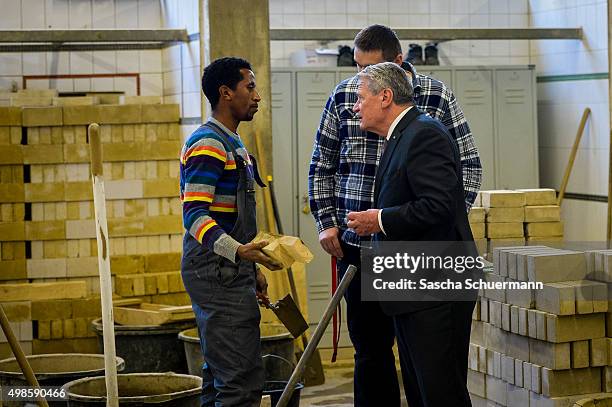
left=331, top=256, right=339, bottom=363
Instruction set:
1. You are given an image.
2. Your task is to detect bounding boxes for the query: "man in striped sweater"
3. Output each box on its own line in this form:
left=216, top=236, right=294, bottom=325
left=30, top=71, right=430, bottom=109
left=180, top=57, right=281, bottom=407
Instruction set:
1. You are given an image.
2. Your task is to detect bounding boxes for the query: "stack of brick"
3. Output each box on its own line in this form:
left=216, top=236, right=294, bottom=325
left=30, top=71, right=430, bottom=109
left=0, top=101, right=187, bottom=354
left=518, top=189, right=564, bottom=244
left=481, top=190, right=527, bottom=257
left=468, top=246, right=612, bottom=406
left=468, top=194, right=487, bottom=257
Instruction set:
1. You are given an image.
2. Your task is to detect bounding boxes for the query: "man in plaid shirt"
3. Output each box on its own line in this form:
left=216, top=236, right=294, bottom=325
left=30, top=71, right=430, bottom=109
left=308, top=25, right=482, bottom=406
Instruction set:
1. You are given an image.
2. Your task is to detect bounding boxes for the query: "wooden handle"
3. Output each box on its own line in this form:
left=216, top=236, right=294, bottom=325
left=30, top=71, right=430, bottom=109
left=88, top=123, right=103, bottom=176
left=0, top=305, right=49, bottom=407
left=557, top=108, right=591, bottom=206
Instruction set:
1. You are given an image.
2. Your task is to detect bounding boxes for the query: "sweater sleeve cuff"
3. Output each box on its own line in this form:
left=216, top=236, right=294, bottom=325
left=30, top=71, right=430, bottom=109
left=378, top=209, right=386, bottom=235
left=213, top=233, right=242, bottom=263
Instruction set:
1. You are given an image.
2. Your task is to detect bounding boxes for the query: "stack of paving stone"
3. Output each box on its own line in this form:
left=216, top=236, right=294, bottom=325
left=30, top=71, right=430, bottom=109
left=468, top=245, right=612, bottom=406
left=0, top=99, right=186, bottom=355
left=518, top=189, right=564, bottom=245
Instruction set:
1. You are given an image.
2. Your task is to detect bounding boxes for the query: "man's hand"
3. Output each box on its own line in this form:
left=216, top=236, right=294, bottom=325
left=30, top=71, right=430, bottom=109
left=255, top=267, right=269, bottom=305
left=347, top=209, right=382, bottom=236
left=237, top=241, right=283, bottom=271
left=318, top=227, right=343, bottom=258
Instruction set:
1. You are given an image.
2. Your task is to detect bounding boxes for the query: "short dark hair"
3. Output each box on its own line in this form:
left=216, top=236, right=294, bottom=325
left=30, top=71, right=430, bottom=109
left=354, top=25, right=402, bottom=62
left=202, top=57, right=252, bottom=109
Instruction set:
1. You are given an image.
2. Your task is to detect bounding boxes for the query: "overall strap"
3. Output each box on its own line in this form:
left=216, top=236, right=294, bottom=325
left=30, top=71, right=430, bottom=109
left=204, top=121, right=247, bottom=169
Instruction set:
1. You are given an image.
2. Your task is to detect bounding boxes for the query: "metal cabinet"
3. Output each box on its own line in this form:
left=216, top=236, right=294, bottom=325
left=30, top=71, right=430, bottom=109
left=270, top=65, right=538, bottom=347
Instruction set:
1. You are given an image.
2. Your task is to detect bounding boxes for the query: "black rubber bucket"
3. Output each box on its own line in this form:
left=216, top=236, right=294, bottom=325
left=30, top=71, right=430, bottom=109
left=179, top=323, right=294, bottom=378
left=262, top=355, right=303, bottom=407
left=0, top=354, right=125, bottom=407
left=62, top=372, right=202, bottom=406
left=92, top=319, right=195, bottom=374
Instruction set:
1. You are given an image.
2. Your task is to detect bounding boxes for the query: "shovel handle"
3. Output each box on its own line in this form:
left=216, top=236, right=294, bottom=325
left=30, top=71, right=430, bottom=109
left=88, top=123, right=103, bottom=177
left=276, top=264, right=358, bottom=407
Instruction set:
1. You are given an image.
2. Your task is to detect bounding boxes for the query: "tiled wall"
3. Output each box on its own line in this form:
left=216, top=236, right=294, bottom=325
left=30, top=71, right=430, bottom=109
left=161, top=0, right=200, bottom=136
left=529, top=0, right=609, bottom=241
left=269, top=0, right=531, bottom=67
left=0, top=0, right=163, bottom=96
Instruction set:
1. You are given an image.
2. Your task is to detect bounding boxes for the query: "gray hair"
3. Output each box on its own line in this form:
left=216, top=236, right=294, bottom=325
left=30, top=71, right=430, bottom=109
left=358, top=62, right=414, bottom=105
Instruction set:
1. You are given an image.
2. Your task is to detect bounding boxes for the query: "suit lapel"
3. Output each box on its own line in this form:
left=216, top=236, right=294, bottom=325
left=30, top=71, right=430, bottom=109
left=374, top=108, right=422, bottom=201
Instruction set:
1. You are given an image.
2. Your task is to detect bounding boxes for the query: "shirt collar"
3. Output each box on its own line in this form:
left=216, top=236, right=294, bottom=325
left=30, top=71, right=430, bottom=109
left=386, top=106, right=413, bottom=140
left=208, top=117, right=241, bottom=140
left=401, top=61, right=421, bottom=95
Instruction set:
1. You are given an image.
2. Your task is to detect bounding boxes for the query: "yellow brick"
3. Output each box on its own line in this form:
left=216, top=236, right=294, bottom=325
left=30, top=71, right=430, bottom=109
left=167, top=272, right=184, bottom=292
left=39, top=127, right=51, bottom=144
left=37, top=320, right=51, bottom=339
left=63, top=319, right=75, bottom=338
left=31, top=298, right=73, bottom=320
left=470, top=222, right=485, bottom=239
left=0, top=260, right=26, bottom=281
left=62, top=105, right=101, bottom=125
left=115, top=275, right=135, bottom=297
left=1, top=301, right=31, bottom=321
left=525, top=222, right=564, bottom=237
left=10, top=127, right=21, bottom=144
left=66, top=257, right=98, bottom=277
left=122, top=124, right=135, bottom=141
left=63, top=143, right=90, bottom=163
left=23, top=144, right=63, bottom=164
left=0, top=107, right=23, bottom=125
left=32, top=337, right=98, bottom=354
left=145, top=274, right=157, bottom=295
left=0, top=145, right=24, bottom=164
left=98, top=104, right=141, bottom=124
left=125, top=199, right=146, bottom=217
left=145, top=124, right=157, bottom=142
left=74, top=318, right=88, bottom=337
left=103, top=142, right=137, bottom=161
left=485, top=207, right=525, bottom=223
left=133, top=276, right=146, bottom=296
left=65, top=219, right=96, bottom=239
left=26, top=220, right=65, bottom=240
left=481, top=190, right=526, bottom=208
left=0, top=221, right=25, bottom=241
left=51, top=126, right=63, bottom=144
left=50, top=320, right=63, bottom=339
left=145, top=253, right=181, bottom=273
left=111, top=255, right=145, bottom=275
left=486, top=222, right=524, bottom=239
left=64, top=181, right=92, bottom=201
left=25, top=182, right=65, bottom=202
left=143, top=178, right=178, bottom=198
left=156, top=274, right=169, bottom=294
left=524, top=206, right=561, bottom=222
left=109, top=218, right=145, bottom=237
left=72, top=297, right=101, bottom=318
left=144, top=141, right=182, bottom=160
left=146, top=215, right=183, bottom=235
left=134, top=124, right=145, bottom=141
left=67, top=202, right=80, bottom=219
left=141, top=104, right=180, bottom=123
left=63, top=126, right=75, bottom=143
left=0, top=183, right=24, bottom=203
left=151, top=292, right=190, bottom=306
left=22, top=107, right=63, bottom=127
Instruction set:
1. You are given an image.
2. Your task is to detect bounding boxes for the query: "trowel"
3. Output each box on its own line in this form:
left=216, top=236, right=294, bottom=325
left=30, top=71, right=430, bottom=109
left=259, top=293, right=309, bottom=339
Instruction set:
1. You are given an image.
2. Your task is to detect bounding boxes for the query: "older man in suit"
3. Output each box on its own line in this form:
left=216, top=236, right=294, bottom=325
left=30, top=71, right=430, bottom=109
left=347, top=62, right=477, bottom=407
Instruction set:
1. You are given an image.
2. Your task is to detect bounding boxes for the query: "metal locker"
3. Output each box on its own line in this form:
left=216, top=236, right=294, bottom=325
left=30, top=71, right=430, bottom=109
left=455, top=69, right=495, bottom=190
left=271, top=71, right=296, bottom=236
left=295, top=71, right=347, bottom=347
left=495, top=69, right=539, bottom=189
left=418, top=68, right=452, bottom=88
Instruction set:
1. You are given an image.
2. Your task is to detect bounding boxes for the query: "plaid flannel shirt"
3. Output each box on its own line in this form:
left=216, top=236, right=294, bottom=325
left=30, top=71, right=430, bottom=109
left=308, top=62, right=482, bottom=247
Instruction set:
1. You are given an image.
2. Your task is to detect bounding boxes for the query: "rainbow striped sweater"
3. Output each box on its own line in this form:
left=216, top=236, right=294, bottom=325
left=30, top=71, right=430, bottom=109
left=180, top=118, right=253, bottom=262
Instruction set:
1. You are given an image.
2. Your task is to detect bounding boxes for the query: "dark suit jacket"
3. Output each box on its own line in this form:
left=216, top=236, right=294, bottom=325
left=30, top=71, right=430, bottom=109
left=374, top=107, right=477, bottom=315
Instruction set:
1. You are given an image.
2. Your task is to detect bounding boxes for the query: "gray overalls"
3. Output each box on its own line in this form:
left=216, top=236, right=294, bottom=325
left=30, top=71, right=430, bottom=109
left=181, top=121, right=264, bottom=407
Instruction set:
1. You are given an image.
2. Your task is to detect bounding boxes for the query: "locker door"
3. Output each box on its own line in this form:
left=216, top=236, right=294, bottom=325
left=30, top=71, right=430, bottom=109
left=418, top=69, right=452, bottom=88
left=295, top=71, right=344, bottom=347
left=271, top=72, right=296, bottom=236
left=455, top=69, right=495, bottom=190
left=495, top=69, right=538, bottom=189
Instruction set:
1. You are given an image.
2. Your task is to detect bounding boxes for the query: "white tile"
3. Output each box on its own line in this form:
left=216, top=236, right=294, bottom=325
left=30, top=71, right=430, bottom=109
left=160, top=0, right=179, bottom=27
left=509, top=0, right=528, bottom=14
left=22, top=53, right=47, bottom=75
left=0, top=77, right=21, bottom=91
left=182, top=66, right=200, bottom=93
left=91, top=77, right=114, bottom=91
left=469, top=0, right=488, bottom=14
left=469, top=14, right=489, bottom=27
left=163, top=70, right=181, bottom=95
left=269, top=13, right=284, bottom=28
left=163, top=93, right=180, bottom=105
left=0, top=54, right=22, bottom=76
left=46, top=52, right=70, bottom=74
left=270, top=42, right=285, bottom=60
left=69, top=0, right=92, bottom=28
left=451, top=0, right=470, bottom=15
left=489, top=40, right=510, bottom=56
left=92, top=0, right=115, bottom=28
left=407, top=14, right=430, bottom=27
left=430, top=0, right=451, bottom=14
left=325, top=0, right=346, bottom=14
left=0, top=0, right=22, bottom=28
left=346, top=13, right=369, bottom=27
left=387, top=0, right=407, bottom=14
left=162, top=45, right=181, bottom=72
left=489, top=14, right=509, bottom=27
left=560, top=199, right=607, bottom=241
left=389, top=14, right=410, bottom=27
left=138, top=0, right=161, bottom=28
left=349, top=0, right=368, bottom=14
left=70, top=51, right=93, bottom=74
left=283, top=0, right=305, bottom=14
left=284, top=14, right=305, bottom=27
left=92, top=51, right=116, bottom=74
left=269, top=0, right=283, bottom=14
left=45, top=0, right=69, bottom=28
left=139, top=50, right=162, bottom=73
left=489, top=0, right=509, bottom=14
left=451, top=14, right=470, bottom=27
left=510, top=40, right=529, bottom=56
left=181, top=41, right=200, bottom=69
left=325, top=13, right=347, bottom=27
left=368, top=0, right=388, bottom=14
left=182, top=91, right=201, bottom=118
left=55, top=78, right=74, bottom=92
left=509, top=14, right=528, bottom=27
left=406, top=0, right=429, bottom=14
left=28, top=79, right=52, bottom=90
left=184, top=0, right=198, bottom=34
left=114, top=76, right=136, bottom=95
left=116, top=0, right=138, bottom=28
left=116, top=50, right=139, bottom=73
left=22, top=0, right=45, bottom=28
left=367, top=14, right=389, bottom=25
left=303, top=14, right=322, bottom=27
left=73, top=78, right=91, bottom=92
left=470, top=40, right=490, bottom=56
left=140, top=73, right=162, bottom=96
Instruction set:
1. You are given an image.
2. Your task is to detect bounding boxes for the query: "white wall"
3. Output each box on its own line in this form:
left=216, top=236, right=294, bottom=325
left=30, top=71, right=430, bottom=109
left=529, top=0, right=609, bottom=241
left=0, top=0, right=163, bottom=96
left=269, top=0, right=531, bottom=67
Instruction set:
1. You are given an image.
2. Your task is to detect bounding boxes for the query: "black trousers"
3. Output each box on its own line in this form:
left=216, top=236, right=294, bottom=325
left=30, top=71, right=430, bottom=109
left=337, top=242, right=401, bottom=407
left=394, top=301, right=475, bottom=407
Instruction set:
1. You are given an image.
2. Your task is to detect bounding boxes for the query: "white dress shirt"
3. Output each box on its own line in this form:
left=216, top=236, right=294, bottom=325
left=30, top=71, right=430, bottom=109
left=378, top=106, right=413, bottom=235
